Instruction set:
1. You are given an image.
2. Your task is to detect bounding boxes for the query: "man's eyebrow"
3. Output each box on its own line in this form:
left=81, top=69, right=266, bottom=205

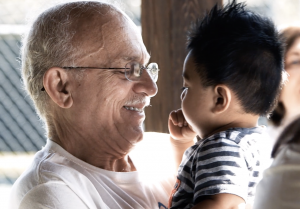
left=122, top=56, right=138, bottom=61
left=122, top=55, right=151, bottom=65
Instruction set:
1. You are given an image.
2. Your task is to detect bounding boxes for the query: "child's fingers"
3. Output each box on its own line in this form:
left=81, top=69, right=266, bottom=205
left=169, top=110, right=179, bottom=125
left=169, top=109, right=196, bottom=140
left=170, top=108, right=189, bottom=128
left=183, top=120, right=188, bottom=127
left=175, top=109, right=185, bottom=127
left=177, top=109, right=188, bottom=127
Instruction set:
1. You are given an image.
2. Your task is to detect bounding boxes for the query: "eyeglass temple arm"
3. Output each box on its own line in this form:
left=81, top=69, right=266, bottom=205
left=41, top=67, right=130, bottom=91
left=62, top=67, right=128, bottom=69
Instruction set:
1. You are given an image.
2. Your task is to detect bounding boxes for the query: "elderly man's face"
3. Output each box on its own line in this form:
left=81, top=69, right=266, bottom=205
left=67, top=11, right=157, bottom=150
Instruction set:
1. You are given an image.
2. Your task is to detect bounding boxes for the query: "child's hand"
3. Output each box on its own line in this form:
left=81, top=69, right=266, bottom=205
left=168, top=108, right=197, bottom=143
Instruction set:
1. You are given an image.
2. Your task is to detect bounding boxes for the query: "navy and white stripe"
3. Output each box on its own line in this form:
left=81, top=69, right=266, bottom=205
left=170, top=127, right=263, bottom=209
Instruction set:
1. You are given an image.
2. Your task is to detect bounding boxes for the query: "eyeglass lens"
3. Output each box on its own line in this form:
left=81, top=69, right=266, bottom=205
left=147, top=63, right=159, bottom=82
left=125, top=62, right=159, bottom=82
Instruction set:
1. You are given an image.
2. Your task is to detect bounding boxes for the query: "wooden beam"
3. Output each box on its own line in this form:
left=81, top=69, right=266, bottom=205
left=142, top=0, right=222, bottom=133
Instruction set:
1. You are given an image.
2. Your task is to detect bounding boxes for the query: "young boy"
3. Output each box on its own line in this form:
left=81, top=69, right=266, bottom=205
left=168, top=1, right=284, bottom=209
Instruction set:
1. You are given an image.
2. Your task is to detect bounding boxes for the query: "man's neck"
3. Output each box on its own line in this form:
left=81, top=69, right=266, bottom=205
left=49, top=130, right=137, bottom=172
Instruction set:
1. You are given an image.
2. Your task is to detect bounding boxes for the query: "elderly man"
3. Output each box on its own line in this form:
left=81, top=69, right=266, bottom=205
left=9, top=1, right=195, bottom=209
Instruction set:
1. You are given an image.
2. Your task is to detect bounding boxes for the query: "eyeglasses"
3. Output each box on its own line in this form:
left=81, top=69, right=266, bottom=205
left=41, top=62, right=159, bottom=91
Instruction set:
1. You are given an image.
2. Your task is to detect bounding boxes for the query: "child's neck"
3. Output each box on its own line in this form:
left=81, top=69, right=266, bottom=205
left=201, top=114, right=259, bottom=139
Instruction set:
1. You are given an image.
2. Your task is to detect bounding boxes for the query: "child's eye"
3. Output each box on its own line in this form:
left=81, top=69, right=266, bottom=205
left=181, top=87, right=188, bottom=91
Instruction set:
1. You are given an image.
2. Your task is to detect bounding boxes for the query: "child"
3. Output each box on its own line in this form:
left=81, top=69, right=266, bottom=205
left=168, top=1, right=284, bottom=209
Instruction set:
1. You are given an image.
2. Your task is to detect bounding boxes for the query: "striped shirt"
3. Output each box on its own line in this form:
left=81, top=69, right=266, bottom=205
left=170, top=127, right=264, bottom=209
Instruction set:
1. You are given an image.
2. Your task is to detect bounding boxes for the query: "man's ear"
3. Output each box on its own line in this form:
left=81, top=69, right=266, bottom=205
left=43, top=67, right=73, bottom=108
left=212, top=84, right=231, bottom=114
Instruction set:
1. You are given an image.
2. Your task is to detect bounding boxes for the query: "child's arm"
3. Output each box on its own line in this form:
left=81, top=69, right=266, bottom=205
left=192, top=193, right=246, bottom=209
left=168, top=108, right=196, bottom=173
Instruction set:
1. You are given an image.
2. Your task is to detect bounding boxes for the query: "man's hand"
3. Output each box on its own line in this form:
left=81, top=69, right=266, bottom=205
left=168, top=108, right=197, bottom=143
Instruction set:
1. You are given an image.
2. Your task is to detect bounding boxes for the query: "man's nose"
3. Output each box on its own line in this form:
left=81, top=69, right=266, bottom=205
left=133, top=69, right=158, bottom=97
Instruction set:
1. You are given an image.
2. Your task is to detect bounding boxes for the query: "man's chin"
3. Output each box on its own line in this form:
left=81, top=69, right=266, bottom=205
left=127, top=125, right=144, bottom=144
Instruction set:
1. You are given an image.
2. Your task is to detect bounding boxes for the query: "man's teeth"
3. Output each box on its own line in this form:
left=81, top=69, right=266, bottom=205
left=124, top=106, right=143, bottom=111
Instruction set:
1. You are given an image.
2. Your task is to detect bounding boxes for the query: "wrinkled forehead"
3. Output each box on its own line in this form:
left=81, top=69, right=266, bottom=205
left=103, top=15, right=146, bottom=58
left=72, top=10, right=149, bottom=65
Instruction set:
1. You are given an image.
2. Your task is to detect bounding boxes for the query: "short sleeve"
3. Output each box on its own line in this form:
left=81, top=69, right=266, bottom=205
left=193, top=138, right=249, bottom=204
left=19, top=182, right=90, bottom=209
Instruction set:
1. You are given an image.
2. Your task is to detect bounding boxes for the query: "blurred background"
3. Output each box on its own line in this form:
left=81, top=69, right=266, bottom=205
left=0, top=0, right=299, bottom=208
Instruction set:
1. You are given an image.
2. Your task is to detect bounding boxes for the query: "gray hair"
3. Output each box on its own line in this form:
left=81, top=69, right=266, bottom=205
left=21, top=1, right=120, bottom=133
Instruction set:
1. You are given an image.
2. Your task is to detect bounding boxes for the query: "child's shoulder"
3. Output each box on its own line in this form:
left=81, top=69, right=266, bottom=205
left=187, top=126, right=265, bottom=166
left=184, top=126, right=266, bottom=162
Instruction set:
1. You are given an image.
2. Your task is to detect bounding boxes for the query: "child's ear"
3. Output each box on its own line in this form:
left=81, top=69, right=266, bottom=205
left=212, top=84, right=231, bottom=114
left=43, top=67, right=73, bottom=108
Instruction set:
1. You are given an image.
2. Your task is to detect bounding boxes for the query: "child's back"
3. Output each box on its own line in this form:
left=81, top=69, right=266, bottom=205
left=171, top=127, right=264, bottom=208
left=168, top=1, right=284, bottom=209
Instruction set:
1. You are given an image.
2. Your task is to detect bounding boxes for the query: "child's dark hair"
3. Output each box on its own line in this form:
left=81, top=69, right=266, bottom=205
left=272, top=117, right=300, bottom=157
left=187, top=0, right=284, bottom=116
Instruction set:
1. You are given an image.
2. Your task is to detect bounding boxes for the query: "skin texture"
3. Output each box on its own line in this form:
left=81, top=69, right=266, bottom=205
left=168, top=51, right=260, bottom=209
left=43, top=7, right=157, bottom=172
left=280, top=37, right=300, bottom=124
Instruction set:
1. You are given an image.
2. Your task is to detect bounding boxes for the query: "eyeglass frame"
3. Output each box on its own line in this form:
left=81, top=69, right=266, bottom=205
left=41, top=61, right=159, bottom=91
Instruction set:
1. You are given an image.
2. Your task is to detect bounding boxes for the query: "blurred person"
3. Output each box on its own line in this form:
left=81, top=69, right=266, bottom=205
left=9, top=1, right=194, bottom=209
left=253, top=26, right=300, bottom=209
left=167, top=1, right=284, bottom=209
left=269, top=27, right=300, bottom=139
left=253, top=117, right=300, bottom=209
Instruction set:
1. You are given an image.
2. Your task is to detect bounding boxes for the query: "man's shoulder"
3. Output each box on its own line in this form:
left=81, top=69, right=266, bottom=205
left=9, top=149, right=54, bottom=209
left=10, top=147, right=105, bottom=209
left=17, top=181, right=90, bottom=209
